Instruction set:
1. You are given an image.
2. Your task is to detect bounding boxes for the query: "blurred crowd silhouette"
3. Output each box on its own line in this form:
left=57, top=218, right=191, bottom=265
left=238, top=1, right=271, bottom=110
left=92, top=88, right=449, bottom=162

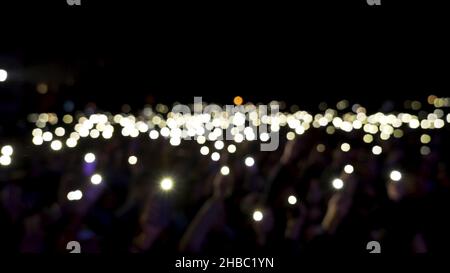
left=1, top=114, right=449, bottom=254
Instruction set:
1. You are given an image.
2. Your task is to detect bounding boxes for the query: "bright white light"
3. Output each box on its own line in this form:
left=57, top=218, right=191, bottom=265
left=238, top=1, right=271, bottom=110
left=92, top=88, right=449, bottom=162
left=227, top=144, right=236, bottom=153
left=42, top=132, right=53, bottom=142
left=66, top=138, right=77, bottom=148
left=149, top=130, right=159, bottom=139
left=252, top=210, right=263, bottom=222
left=332, top=178, right=344, bottom=190
left=91, top=174, right=103, bottom=185
left=234, top=133, right=244, bottom=143
left=90, top=129, right=100, bottom=138
left=344, top=164, right=354, bottom=174
left=160, top=177, right=174, bottom=191
left=1, top=145, right=13, bottom=156
left=160, top=127, right=170, bottom=137
left=214, top=140, right=224, bottom=150
left=67, top=190, right=83, bottom=201
left=196, top=135, right=206, bottom=144
left=211, top=152, right=220, bottom=161
left=260, top=132, right=270, bottom=142
left=220, top=166, right=230, bottom=176
left=170, top=137, right=181, bottom=146
left=200, top=146, right=209, bottom=155
left=84, top=153, right=96, bottom=163
left=340, top=143, right=351, bottom=152
left=390, top=170, right=402, bottom=182
left=0, top=155, right=11, bottom=166
left=288, top=195, right=297, bottom=205
left=372, top=145, right=382, bottom=155
left=128, top=155, right=138, bottom=165
left=0, top=69, right=7, bottom=82
left=55, top=127, right=65, bottom=137
left=245, top=156, right=255, bottom=167
left=32, top=136, right=43, bottom=145
left=50, top=140, right=62, bottom=151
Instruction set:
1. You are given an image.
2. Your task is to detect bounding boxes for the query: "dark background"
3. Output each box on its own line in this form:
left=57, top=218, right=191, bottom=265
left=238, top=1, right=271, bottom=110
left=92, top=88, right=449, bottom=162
left=0, top=0, right=448, bottom=111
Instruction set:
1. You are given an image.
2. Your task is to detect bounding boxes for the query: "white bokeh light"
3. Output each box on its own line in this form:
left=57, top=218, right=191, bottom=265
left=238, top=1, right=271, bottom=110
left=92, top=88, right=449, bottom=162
left=160, top=177, right=174, bottom=191
left=390, top=170, right=402, bottom=182
left=244, top=156, right=255, bottom=167
left=332, top=178, right=344, bottom=190
left=0, top=69, right=7, bottom=82
left=84, top=153, right=96, bottom=163
left=91, top=173, right=103, bottom=185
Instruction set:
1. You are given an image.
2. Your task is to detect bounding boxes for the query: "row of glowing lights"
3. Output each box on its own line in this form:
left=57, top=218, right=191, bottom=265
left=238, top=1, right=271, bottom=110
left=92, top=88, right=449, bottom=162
left=27, top=104, right=450, bottom=159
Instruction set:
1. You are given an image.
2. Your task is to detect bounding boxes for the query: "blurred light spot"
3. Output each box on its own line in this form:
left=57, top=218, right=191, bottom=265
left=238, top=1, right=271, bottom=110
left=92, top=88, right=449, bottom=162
left=286, top=132, right=295, bottom=140
left=91, top=174, right=103, bottom=185
left=420, top=146, right=431, bottom=156
left=211, top=152, right=220, bottom=161
left=363, top=134, right=373, bottom=143
left=332, top=178, right=344, bottom=190
left=340, top=143, right=351, bottom=152
left=344, top=164, right=354, bottom=174
left=420, top=134, right=431, bottom=144
left=227, top=144, right=236, bottom=153
left=43, top=132, right=53, bottom=142
left=200, top=146, right=209, bottom=155
left=55, top=127, right=65, bottom=137
left=245, top=156, right=255, bottom=167
left=1, top=145, right=13, bottom=156
left=0, top=69, right=7, bottom=82
left=128, top=156, right=138, bottom=165
left=67, top=190, right=83, bottom=201
left=149, top=129, right=159, bottom=139
left=50, top=140, right=62, bottom=151
left=84, top=153, right=96, bottom=163
left=233, top=96, right=243, bottom=106
left=160, top=177, right=174, bottom=191
left=214, top=140, right=224, bottom=150
left=220, top=166, right=230, bottom=176
left=36, top=83, right=48, bottom=94
left=372, top=145, right=382, bottom=155
left=0, top=155, right=11, bottom=166
left=66, top=138, right=77, bottom=148
left=252, top=210, right=263, bottom=222
left=63, top=114, right=73, bottom=124
left=316, top=144, right=326, bottom=153
left=32, top=136, right=44, bottom=145
left=390, top=170, right=402, bottom=182
left=288, top=195, right=297, bottom=205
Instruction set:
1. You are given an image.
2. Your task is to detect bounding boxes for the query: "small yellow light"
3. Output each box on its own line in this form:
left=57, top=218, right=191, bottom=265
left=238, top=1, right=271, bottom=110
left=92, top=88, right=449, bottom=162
left=316, top=144, right=326, bottom=153
left=340, top=143, right=351, bottom=152
left=233, top=96, right=243, bottom=106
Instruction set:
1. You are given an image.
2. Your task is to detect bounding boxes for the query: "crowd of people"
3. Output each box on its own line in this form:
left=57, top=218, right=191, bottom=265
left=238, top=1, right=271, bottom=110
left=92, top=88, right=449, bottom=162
left=1, top=108, right=449, bottom=254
